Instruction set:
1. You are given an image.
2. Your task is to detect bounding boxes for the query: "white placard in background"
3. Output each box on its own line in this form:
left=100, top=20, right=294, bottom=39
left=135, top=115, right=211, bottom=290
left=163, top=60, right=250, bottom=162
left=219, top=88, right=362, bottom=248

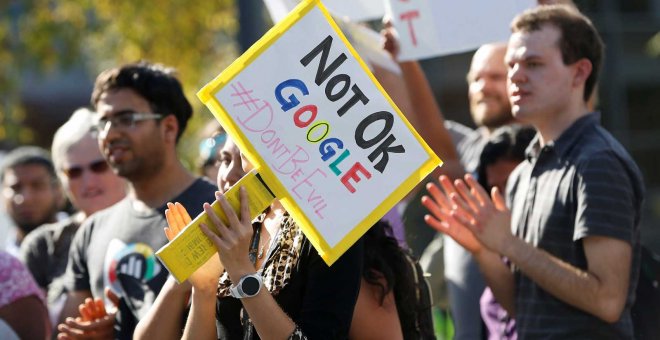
left=388, top=0, right=535, bottom=61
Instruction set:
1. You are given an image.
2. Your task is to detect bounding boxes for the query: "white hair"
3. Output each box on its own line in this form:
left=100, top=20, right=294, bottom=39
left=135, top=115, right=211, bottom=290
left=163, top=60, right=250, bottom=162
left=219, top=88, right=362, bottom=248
left=51, top=107, right=97, bottom=178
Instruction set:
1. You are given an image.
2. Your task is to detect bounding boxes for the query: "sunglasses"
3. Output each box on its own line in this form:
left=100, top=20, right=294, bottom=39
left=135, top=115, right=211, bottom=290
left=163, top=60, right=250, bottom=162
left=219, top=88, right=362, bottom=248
left=62, top=159, right=110, bottom=179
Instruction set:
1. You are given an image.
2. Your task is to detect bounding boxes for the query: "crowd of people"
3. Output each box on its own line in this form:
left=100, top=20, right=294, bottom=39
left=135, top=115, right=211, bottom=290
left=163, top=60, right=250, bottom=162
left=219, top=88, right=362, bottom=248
left=0, top=1, right=653, bottom=339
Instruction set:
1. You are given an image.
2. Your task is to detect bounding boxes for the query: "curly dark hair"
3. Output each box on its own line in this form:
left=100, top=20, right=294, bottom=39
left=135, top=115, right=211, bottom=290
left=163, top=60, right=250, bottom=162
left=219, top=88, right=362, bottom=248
left=362, top=220, right=429, bottom=339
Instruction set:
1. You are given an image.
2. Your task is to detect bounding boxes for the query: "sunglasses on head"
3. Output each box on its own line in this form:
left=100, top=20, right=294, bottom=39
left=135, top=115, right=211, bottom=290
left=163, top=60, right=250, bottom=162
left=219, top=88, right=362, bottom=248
left=62, top=159, right=110, bottom=179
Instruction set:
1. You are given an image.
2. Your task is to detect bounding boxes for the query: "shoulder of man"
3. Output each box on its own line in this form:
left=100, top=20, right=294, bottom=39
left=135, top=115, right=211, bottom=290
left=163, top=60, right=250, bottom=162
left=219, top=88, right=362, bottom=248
left=571, top=126, right=644, bottom=197
left=444, top=120, right=475, bottom=147
left=20, top=218, right=77, bottom=255
left=173, top=177, right=218, bottom=214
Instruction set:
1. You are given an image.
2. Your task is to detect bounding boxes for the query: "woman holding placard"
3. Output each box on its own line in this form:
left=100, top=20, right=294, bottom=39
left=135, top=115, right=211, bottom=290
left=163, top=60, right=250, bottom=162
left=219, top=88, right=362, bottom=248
left=135, top=137, right=363, bottom=340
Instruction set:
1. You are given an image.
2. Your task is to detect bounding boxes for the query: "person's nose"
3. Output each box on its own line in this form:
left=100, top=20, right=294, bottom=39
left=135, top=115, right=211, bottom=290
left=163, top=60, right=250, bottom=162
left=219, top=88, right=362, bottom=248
left=80, top=168, right=99, bottom=187
left=473, top=78, right=487, bottom=94
left=98, top=121, right=123, bottom=147
left=225, top=163, right=243, bottom=188
left=509, top=63, right=526, bottom=84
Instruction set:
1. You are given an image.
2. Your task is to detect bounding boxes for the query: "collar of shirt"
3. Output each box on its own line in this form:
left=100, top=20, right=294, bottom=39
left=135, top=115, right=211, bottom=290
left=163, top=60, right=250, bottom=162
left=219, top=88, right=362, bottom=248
left=525, top=112, right=601, bottom=163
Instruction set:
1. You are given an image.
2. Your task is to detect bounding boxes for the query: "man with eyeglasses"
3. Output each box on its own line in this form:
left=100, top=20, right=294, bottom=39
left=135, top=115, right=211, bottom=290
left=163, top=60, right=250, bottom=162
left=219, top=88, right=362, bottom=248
left=20, top=108, right=127, bottom=329
left=57, top=61, right=217, bottom=340
left=0, top=146, right=65, bottom=257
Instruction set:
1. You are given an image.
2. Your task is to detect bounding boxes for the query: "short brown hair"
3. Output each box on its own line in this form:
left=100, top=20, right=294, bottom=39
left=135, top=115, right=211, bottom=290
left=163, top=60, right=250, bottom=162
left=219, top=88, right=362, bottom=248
left=511, top=5, right=603, bottom=102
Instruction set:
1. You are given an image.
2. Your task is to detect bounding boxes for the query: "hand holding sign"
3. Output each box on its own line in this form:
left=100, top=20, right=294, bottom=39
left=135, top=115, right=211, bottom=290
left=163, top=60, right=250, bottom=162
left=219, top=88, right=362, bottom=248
left=381, top=20, right=401, bottom=61
left=157, top=170, right=274, bottom=282
left=199, top=187, right=255, bottom=283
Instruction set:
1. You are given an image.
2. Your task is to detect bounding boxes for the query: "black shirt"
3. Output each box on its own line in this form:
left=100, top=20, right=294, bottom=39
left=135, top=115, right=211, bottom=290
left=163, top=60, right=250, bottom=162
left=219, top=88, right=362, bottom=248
left=216, top=224, right=363, bottom=340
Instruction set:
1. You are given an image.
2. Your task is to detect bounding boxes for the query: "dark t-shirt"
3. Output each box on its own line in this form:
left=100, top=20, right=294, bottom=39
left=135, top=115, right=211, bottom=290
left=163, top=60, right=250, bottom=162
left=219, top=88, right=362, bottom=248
left=20, top=217, right=80, bottom=304
left=65, top=178, right=217, bottom=339
left=507, top=113, right=644, bottom=339
left=216, top=232, right=363, bottom=339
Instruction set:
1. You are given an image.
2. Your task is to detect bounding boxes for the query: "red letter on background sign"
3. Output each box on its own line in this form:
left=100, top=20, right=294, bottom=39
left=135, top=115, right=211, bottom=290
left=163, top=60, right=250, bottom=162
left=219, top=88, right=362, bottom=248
left=341, top=162, right=372, bottom=193
left=400, top=10, right=420, bottom=46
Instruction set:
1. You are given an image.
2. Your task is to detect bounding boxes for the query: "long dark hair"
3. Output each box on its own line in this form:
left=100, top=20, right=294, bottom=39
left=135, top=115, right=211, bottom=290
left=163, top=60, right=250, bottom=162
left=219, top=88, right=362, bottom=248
left=362, top=220, right=421, bottom=339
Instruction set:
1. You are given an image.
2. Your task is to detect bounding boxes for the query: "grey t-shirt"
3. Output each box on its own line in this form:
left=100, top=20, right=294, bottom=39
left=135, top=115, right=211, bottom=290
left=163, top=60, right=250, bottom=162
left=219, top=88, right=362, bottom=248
left=65, top=178, right=217, bottom=339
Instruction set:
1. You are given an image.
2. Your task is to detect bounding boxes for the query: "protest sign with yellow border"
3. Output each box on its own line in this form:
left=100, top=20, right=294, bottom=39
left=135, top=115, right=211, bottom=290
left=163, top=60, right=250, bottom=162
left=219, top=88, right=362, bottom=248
left=197, top=0, right=440, bottom=265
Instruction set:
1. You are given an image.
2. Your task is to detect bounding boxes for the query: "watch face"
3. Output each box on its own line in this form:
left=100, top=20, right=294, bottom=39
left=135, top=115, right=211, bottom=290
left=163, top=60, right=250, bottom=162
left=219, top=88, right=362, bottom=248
left=242, top=276, right=261, bottom=296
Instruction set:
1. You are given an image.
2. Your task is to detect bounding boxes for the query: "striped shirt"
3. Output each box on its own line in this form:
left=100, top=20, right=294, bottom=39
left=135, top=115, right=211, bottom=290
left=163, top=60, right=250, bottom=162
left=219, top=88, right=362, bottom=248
left=507, top=113, right=644, bottom=339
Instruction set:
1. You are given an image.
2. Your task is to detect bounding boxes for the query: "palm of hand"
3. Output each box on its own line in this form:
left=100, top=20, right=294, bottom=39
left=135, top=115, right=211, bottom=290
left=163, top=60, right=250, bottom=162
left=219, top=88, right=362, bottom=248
left=464, top=200, right=512, bottom=253
left=446, top=175, right=513, bottom=254
left=165, top=202, right=224, bottom=290
left=422, top=180, right=484, bottom=254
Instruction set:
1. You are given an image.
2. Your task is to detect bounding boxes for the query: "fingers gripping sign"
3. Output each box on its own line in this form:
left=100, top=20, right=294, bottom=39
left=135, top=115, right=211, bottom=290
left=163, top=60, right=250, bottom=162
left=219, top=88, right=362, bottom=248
left=200, top=186, right=255, bottom=282
left=381, top=22, right=401, bottom=61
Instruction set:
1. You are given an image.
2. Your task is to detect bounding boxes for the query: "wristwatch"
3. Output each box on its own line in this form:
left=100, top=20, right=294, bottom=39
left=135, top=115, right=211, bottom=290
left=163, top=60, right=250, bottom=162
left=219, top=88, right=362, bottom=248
left=229, top=273, right=263, bottom=299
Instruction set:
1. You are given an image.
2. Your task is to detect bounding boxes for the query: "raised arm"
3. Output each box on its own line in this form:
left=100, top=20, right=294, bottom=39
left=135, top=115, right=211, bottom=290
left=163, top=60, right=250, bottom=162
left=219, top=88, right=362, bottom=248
left=381, top=26, right=463, bottom=179
left=135, top=202, right=203, bottom=340
left=190, top=189, right=298, bottom=340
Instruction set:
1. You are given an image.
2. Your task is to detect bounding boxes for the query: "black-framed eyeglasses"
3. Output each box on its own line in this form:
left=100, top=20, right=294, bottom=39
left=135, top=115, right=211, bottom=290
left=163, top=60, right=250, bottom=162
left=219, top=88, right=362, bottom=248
left=62, top=159, right=110, bottom=179
left=95, top=112, right=163, bottom=134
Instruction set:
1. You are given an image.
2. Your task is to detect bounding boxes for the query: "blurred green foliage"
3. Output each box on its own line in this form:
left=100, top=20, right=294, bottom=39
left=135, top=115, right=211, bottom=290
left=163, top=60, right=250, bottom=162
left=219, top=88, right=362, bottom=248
left=0, top=0, right=239, bottom=168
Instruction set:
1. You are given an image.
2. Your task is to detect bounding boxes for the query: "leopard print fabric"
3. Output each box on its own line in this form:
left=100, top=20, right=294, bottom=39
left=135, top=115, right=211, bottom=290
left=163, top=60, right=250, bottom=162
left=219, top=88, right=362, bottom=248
left=217, top=213, right=304, bottom=297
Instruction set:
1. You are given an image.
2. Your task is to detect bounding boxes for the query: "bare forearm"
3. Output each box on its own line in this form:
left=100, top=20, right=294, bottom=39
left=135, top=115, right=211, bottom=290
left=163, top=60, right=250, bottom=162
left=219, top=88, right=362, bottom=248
left=135, top=278, right=189, bottom=340
left=502, top=237, right=627, bottom=322
left=398, top=61, right=461, bottom=177
left=241, top=290, right=296, bottom=340
left=183, top=289, right=218, bottom=340
left=474, top=249, right=516, bottom=315
left=58, top=290, right=92, bottom=324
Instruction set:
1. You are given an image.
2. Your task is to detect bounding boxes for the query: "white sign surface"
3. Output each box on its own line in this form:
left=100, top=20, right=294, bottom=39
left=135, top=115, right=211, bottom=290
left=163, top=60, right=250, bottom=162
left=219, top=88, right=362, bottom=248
left=199, top=0, right=439, bottom=264
left=388, top=0, right=535, bottom=61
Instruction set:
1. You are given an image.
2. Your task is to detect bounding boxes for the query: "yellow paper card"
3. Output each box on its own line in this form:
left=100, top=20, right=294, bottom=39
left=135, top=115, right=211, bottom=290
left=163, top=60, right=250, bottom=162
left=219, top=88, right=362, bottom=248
left=156, top=170, right=275, bottom=283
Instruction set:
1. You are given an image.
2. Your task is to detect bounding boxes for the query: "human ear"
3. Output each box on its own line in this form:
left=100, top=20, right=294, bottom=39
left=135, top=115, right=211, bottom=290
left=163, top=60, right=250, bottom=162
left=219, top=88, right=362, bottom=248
left=572, top=58, right=593, bottom=88
left=161, top=114, right=179, bottom=143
